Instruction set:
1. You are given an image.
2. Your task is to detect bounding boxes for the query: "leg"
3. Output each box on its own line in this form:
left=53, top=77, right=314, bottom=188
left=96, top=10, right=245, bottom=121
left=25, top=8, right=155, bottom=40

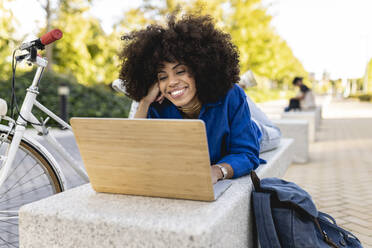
left=286, top=98, right=301, bottom=112
left=246, top=95, right=282, bottom=153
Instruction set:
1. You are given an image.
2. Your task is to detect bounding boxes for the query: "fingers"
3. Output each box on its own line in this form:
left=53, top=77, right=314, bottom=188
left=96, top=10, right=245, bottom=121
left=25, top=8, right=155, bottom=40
left=156, top=94, right=165, bottom=104
left=143, top=82, right=166, bottom=104
left=211, top=166, right=220, bottom=184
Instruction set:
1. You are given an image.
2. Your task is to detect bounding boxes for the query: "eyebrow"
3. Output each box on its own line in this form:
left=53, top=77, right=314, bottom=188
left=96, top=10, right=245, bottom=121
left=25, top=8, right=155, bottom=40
left=172, top=63, right=182, bottom=69
left=157, top=63, right=183, bottom=73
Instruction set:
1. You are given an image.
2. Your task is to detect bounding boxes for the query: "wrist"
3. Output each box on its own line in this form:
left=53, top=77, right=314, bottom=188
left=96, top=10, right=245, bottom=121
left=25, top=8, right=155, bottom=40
left=140, top=98, right=153, bottom=106
left=215, top=164, right=228, bottom=180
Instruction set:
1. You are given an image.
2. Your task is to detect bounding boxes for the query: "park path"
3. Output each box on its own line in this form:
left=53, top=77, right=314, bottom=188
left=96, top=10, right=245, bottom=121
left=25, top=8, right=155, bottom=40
left=283, top=98, right=372, bottom=246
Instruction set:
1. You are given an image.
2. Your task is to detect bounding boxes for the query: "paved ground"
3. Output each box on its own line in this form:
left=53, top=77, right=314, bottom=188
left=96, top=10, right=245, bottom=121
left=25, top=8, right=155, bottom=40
left=283, top=98, right=372, bottom=247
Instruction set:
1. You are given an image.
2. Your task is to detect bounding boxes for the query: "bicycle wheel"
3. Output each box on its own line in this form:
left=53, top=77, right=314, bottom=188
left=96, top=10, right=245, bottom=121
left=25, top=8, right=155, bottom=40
left=0, top=130, right=63, bottom=247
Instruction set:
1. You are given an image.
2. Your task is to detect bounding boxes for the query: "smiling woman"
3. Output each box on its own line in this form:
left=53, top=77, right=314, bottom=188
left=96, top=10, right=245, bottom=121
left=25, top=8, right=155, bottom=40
left=119, top=14, right=280, bottom=184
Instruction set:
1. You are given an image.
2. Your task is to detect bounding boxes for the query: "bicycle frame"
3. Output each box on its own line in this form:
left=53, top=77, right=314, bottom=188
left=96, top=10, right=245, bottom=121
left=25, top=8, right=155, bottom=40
left=0, top=55, right=89, bottom=189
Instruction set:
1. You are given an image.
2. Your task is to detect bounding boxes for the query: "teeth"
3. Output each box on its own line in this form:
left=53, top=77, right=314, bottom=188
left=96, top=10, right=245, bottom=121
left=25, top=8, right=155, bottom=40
left=170, top=89, right=185, bottom=96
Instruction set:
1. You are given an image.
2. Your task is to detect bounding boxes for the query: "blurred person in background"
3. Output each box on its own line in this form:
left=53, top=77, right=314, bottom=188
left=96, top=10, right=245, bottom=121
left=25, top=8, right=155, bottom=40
left=285, top=76, right=315, bottom=112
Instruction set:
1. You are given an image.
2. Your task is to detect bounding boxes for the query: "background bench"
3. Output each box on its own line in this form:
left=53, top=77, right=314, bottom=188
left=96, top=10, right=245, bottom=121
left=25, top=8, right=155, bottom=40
left=281, top=106, right=322, bottom=142
left=273, top=119, right=309, bottom=163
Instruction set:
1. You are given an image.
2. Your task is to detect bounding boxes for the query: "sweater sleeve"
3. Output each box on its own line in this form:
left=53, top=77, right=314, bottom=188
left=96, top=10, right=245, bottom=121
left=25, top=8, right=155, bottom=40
left=147, top=104, right=160, bottom=118
left=217, top=86, right=261, bottom=178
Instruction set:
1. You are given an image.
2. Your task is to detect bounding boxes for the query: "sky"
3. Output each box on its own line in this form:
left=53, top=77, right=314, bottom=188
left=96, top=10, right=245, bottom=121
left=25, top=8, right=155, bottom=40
left=265, top=0, right=372, bottom=79
left=6, top=0, right=372, bottom=80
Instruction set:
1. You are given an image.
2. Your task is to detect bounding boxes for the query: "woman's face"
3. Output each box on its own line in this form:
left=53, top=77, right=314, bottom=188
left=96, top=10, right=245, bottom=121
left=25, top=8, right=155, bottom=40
left=157, top=62, right=198, bottom=108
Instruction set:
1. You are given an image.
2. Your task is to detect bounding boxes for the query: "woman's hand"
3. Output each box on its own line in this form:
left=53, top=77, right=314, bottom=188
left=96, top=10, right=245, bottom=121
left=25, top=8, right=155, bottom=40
left=142, top=83, right=164, bottom=105
left=211, top=165, right=223, bottom=184
left=134, top=83, right=164, bottom=118
left=211, top=163, right=233, bottom=184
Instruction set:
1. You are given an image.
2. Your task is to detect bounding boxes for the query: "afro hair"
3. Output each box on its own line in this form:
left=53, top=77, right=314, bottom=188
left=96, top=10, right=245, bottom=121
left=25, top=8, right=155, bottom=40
left=119, top=14, right=240, bottom=104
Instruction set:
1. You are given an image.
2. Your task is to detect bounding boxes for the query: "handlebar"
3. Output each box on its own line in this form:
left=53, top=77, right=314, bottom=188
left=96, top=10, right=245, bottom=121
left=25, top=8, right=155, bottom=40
left=19, top=29, right=63, bottom=51
left=40, top=29, right=63, bottom=46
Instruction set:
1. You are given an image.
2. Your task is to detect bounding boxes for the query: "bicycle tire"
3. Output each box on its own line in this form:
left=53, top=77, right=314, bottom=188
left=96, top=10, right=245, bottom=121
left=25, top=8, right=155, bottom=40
left=0, top=129, right=63, bottom=247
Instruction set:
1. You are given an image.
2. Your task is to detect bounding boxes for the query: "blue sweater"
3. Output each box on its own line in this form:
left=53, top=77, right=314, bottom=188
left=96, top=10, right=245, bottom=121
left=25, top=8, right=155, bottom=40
left=148, top=84, right=263, bottom=178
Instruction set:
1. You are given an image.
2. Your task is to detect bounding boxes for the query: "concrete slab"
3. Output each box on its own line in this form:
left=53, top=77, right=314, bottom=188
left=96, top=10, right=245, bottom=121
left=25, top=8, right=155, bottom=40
left=281, top=107, right=321, bottom=142
left=273, top=119, right=309, bottom=163
left=19, top=139, right=294, bottom=248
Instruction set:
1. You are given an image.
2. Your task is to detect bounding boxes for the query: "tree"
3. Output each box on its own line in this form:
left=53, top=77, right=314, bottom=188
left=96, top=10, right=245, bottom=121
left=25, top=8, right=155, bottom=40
left=0, top=0, right=17, bottom=78
left=226, top=0, right=307, bottom=86
left=47, top=0, right=120, bottom=85
left=116, top=0, right=307, bottom=88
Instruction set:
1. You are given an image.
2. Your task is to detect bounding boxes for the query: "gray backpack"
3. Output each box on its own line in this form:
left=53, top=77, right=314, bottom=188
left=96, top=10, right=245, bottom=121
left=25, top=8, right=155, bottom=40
left=250, top=171, right=363, bottom=248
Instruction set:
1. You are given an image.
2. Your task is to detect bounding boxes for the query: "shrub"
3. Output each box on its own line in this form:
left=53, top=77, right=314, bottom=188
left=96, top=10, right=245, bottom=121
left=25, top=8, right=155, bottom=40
left=358, top=94, right=372, bottom=102
left=0, top=70, right=131, bottom=126
left=348, top=93, right=372, bottom=102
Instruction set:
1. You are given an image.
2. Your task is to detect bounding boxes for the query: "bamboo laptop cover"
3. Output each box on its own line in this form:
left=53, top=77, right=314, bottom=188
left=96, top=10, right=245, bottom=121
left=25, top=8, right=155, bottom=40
left=70, top=118, right=232, bottom=201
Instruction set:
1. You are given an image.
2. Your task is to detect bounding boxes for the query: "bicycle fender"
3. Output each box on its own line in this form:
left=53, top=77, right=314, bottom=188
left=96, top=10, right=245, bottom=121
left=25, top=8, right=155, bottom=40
left=0, top=124, right=67, bottom=191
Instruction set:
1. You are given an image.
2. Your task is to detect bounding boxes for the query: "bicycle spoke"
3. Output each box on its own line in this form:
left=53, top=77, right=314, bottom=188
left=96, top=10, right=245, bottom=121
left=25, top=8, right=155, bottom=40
left=1, top=153, right=28, bottom=185
left=0, top=231, right=18, bottom=248
left=0, top=239, right=18, bottom=248
left=0, top=132, right=62, bottom=247
left=0, top=226, right=17, bottom=238
left=0, top=183, right=51, bottom=205
left=0, top=218, right=17, bottom=227
left=0, top=217, right=18, bottom=221
left=5, top=171, right=46, bottom=193
left=0, top=174, right=51, bottom=206
left=0, top=163, right=38, bottom=199
left=0, top=211, right=18, bottom=214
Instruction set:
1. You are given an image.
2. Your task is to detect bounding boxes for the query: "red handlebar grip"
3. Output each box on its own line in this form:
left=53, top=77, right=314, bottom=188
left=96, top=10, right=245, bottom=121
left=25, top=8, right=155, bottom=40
left=40, top=29, right=63, bottom=45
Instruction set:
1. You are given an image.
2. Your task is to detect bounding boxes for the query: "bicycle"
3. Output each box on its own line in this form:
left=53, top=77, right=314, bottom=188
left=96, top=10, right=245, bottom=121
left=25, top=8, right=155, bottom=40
left=0, top=29, right=89, bottom=247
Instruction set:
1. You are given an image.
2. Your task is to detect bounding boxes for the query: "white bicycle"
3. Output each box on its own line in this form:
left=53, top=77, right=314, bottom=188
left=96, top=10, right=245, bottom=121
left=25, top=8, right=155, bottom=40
left=0, top=29, right=90, bottom=247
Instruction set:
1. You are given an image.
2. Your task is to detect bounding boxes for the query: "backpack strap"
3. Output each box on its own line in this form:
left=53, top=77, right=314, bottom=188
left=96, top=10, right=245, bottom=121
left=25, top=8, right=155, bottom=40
left=313, top=217, right=340, bottom=248
left=250, top=170, right=261, bottom=191
left=318, top=211, right=336, bottom=224
left=318, top=211, right=361, bottom=243
left=252, top=191, right=282, bottom=248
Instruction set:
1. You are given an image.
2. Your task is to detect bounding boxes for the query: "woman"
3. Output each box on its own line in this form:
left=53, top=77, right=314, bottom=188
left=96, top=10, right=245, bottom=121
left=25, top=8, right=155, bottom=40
left=119, top=15, right=280, bottom=184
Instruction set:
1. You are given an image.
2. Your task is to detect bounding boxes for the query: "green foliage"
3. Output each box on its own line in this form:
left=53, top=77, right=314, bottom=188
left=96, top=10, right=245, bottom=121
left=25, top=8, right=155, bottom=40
left=0, top=0, right=18, bottom=77
left=246, top=87, right=295, bottom=103
left=116, top=0, right=308, bottom=90
left=0, top=0, right=310, bottom=107
left=367, top=58, right=372, bottom=93
left=358, top=94, right=371, bottom=102
left=0, top=70, right=131, bottom=126
left=349, top=93, right=372, bottom=102
left=225, top=0, right=307, bottom=86
left=43, top=0, right=121, bottom=86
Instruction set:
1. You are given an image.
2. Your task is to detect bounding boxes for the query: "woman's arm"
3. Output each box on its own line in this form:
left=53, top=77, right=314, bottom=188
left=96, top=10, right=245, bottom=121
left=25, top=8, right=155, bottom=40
left=134, top=100, right=152, bottom=118
left=217, top=86, right=261, bottom=178
left=134, top=83, right=164, bottom=118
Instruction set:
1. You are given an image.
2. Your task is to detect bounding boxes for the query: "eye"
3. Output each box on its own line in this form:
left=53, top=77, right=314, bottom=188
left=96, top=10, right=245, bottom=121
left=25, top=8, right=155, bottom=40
left=158, top=75, right=167, bottom=81
left=176, top=70, right=185, bottom=75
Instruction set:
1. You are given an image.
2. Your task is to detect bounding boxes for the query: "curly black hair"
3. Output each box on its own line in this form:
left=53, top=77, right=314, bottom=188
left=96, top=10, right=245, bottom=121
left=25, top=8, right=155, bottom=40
left=119, top=14, right=240, bottom=104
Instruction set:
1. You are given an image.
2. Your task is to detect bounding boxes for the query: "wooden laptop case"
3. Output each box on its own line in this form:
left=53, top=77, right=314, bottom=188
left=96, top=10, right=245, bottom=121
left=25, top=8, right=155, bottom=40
left=70, top=118, right=215, bottom=201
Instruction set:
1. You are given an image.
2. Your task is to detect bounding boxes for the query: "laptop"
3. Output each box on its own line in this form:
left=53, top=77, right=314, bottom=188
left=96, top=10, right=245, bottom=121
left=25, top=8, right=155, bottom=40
left=70, top=118, right=232, bottom=201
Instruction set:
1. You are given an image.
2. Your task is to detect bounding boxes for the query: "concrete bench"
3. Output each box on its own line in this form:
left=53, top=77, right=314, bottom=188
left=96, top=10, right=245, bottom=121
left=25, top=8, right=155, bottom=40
left=19, top=139, right=294, bottom=248
left=281, top=106, right=322, bottom=142
left=273, top=119, right=309, bottom=163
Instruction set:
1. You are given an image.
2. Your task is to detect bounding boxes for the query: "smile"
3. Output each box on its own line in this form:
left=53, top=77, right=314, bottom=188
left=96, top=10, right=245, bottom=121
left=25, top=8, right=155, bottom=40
left=169, top=87, right=188, bottom=98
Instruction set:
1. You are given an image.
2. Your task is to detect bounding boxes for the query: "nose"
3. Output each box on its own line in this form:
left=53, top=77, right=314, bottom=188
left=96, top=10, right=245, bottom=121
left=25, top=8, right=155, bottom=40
left=168, top=74, right=179, bottom=87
